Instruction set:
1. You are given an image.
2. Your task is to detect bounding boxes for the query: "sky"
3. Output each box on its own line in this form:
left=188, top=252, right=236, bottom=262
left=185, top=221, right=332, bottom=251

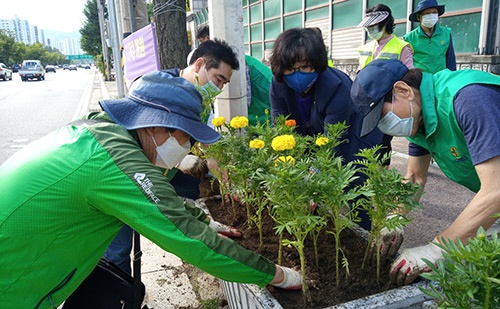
left=0, top=0, right=88, bottom=33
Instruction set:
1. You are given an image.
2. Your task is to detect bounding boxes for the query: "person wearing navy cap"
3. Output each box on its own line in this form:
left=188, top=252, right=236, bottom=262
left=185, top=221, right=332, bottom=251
left=404, top=0, right=456, bottom=74
left=0, top=72, right=302, bottom=307
left=351, top=59, right=500, bottom=286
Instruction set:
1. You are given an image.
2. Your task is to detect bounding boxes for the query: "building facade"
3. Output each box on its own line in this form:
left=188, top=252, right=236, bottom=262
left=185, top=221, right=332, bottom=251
left=188, top=0, right=500, bottom=75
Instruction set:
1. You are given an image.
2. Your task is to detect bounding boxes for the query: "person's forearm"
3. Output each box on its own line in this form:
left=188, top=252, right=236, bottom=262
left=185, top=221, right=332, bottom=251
left=438, top=189, right=500, bottom=244
left=269, top=264, right=284, bottom=285
left=404, top=154, right=431, bottom=202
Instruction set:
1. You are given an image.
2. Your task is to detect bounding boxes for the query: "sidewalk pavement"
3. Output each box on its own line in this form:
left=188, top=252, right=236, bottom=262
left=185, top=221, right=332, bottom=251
left=86, top=71, right=227, bottom=309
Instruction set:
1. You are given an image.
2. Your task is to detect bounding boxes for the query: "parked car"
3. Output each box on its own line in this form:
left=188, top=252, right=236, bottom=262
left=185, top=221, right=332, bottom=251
left=45, top=65, right=56, bottom=73
left=68, top=65, right=77, bottom=71
left=63, top=64, right=70, bottom=70
left=19, top=63, right=45, bottom=81
left=0, top=63, right=13, bottom=81
left=82, top=64, right=91, bottom=69
left=11, top=63, right=21, bottom=73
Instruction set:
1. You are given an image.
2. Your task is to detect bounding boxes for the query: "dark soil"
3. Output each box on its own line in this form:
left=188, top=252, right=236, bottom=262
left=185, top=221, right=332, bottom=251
left=199, top=179, right=399, bottom=308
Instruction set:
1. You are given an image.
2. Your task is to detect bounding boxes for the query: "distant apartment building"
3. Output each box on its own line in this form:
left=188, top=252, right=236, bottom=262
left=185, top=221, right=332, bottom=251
left=0, top=16, right=81, bottom=55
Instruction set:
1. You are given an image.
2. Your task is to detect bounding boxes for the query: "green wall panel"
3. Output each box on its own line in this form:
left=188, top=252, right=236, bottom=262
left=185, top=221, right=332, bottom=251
left=251, top=24, right=263, bottom=41
left=250, top=3, right=262, bottom=22
left=367, top=0, right=408, bottom=20
left=413, top=0, right=482, bottom=12
left=264, top=19, right=282, bottom=40
left=264, top=0, right=281, bottom=19
left=284, top=13, right=303, bottom=30
left=251, top=44, right=263, bottom=60
left=333, top=0, right=363, bottom=29
left=284, top=1, right=302, bottom=14
left=306, top=7, right=329, bottom=21
left=306, top=0, right=328, bottom=7
left=441, top=13, right=481, bottom=53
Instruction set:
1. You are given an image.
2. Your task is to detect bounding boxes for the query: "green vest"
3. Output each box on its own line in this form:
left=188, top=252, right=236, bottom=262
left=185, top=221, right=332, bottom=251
left=407, top=69, right=500, bottom=192
left=245, top=55, right=272, bottom=126
left=358, top=35, right=410, bottom=70
left=404, top=25, right=451, bottom=74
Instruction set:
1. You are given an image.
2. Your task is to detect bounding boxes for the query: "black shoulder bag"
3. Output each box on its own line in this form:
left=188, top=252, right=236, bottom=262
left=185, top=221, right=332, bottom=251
left=62, top=231, right=147, bottom=309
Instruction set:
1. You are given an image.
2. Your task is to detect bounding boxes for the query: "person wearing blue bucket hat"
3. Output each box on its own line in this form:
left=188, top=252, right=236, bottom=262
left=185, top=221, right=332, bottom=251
left=352, top=59, right=500, bottom=287
left=404, top=0, right=456, bottom=74
left=0, top=72, right=303, bottom=307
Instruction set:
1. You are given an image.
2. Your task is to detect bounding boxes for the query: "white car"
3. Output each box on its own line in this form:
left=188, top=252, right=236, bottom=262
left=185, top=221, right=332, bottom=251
left=0, top=63, right=13, bottom=81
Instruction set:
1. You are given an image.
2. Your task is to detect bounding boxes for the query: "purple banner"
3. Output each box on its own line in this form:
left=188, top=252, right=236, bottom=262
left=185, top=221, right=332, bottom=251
left=122, top=23, right=160, bottom=88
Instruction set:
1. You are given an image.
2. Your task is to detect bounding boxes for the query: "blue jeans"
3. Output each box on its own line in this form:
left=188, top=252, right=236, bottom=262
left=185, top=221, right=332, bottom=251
left=103, top=225, right=133, bottom=275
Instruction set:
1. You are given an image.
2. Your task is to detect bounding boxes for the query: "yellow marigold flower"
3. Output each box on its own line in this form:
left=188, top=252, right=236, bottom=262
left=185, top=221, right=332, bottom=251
left=276, top=155, right=295, bottom=164
left=212, top=116, right=226, bottom=127
left=315, top=137, right=329, bottom=146
left=271, top=134, right=296, bottom=151
left=229, top=116, right=249, bottom=129
left=285, top=119, right=296, bottom=127
left=249, top=139, right=265, bottom=149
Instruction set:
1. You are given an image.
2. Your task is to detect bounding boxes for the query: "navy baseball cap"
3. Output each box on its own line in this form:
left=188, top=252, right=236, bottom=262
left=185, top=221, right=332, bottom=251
left=351, top=59, right=409, bottom=137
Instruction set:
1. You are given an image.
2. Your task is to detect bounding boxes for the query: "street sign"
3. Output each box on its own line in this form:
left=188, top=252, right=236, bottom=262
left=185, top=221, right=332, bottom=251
left=67, top=55, right=94, bottom=60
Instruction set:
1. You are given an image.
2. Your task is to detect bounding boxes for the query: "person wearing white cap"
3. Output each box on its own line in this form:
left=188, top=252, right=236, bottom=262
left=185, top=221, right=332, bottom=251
left=0, top=72, right=302, bottom=307
left=357, top=4, right=414, bottom=72
left=404, top=0, right=456, bottom=74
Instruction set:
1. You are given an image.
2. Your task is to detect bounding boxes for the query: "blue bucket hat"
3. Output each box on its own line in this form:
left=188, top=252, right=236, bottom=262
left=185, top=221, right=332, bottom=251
left=351, top=59, right=409, bottom=137
left=409, top=0, right=445, bottom=22
left=99, top=71, right=221, bottom=144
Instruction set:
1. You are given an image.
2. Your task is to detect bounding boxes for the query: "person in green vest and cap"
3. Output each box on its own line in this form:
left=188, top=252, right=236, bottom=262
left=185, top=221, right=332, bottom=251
left=404, top=0, right=456, bottom=73
left=351, top=59, right=500, bottom=286
left=357, top=3, right=414, bottom=72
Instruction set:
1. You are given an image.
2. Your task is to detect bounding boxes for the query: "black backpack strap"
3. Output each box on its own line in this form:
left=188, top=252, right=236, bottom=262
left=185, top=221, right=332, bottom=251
left=132, top=230, right=145, bottom=308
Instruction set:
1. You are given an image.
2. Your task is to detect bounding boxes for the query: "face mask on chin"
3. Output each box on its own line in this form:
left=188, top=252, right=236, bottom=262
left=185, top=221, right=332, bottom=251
left=377, top=94, right=414, bottom=137
left=152, top=133, right=191, bottom=169
left=198, top=68, right=222, bottom=103
left=421, top=13, right=439, bottom=28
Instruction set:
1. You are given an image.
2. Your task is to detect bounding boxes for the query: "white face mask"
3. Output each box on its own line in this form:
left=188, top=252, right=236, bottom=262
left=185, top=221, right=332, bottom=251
left=377, top=94, right=414, bottom=137
left=152, top=133, right=191, bottom=169
left=366, top=26, right=383, bottom=41
left=421, top=13, right=439, bottom=28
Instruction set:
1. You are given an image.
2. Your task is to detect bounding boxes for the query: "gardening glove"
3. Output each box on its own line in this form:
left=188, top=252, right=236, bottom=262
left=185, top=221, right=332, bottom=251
left=389, top=238, right=443, bottom=286
left=370, top=215, right=404, bottom=265
left=177, top=154, right=209, bottom=179
left=208, top=218, right=242, bottom=238
left=271, top=266, right=302, bottom=290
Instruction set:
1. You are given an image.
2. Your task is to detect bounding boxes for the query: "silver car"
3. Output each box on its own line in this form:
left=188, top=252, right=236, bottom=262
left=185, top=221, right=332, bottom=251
left=0, top=63, right=13, bottom=81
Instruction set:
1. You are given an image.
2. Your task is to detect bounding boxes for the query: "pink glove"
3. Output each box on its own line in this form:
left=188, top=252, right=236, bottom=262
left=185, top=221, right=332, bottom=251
left=271, top=266, right=302, bottom=290
left=389, top=238, right=443, bottom=286
left=208, top=219, right=242, bottom=238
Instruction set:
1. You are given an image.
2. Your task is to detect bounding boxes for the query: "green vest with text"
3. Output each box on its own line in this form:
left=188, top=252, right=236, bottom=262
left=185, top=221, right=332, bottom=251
left=407, top=69, right=500, bottom=192
left=358, top=36, right=410, bottom=70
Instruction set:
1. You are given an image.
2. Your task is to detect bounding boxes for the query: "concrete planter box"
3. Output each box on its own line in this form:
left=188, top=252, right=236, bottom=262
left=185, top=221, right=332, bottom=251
left=197, top=198, right=437, bottom=308
left=219, top=279, right=436, bottom=309
left=219, top=215, right=435, bottom=308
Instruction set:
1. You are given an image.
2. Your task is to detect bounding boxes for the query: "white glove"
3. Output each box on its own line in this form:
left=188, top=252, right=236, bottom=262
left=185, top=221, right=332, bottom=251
left=177, top=154, right=208, bottom=179
left=370, top=220, right=404, bottom=264
left=208, top=219, right=242, bottom=238
left=271, top=266, right=302, bottom=290
left=389, top=238, right=443, bottom=286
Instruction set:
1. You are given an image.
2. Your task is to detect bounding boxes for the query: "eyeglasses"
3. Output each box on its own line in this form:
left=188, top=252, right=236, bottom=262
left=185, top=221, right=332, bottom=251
left=284, top=65, right=314, bottom=74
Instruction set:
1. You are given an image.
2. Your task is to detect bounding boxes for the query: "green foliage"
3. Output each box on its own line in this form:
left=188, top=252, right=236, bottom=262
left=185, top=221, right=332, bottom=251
left=204, top=114, right=422, bottom=301
left=355, top=146, right=421, bottom=277
left=0, top=31, right=67, bottom=66
left=80, top=0, right=104, bottom=57
left=421, top=226, right=500, bottom=309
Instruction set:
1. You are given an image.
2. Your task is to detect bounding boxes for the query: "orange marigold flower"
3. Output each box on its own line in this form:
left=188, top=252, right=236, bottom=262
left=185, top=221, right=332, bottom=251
left=285, top=119, right=297, bottom=127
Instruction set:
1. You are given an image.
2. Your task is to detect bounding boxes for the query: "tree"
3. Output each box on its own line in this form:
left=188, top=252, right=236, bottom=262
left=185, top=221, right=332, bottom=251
left=0, top=29, right=15, bottom=64
left=80, top=0, right=103, bottom=57
left=153, top=0, right=190, bottom=69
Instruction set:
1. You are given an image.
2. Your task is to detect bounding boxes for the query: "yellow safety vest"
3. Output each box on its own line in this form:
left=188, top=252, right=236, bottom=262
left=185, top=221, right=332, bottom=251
left=358, top=35, right=410, bottom=70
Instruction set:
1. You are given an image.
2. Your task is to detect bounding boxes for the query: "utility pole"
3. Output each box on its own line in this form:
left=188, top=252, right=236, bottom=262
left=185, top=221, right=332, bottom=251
left=107, top=0, right=126, bottom=97
left=97, top=0, right=111, bottom=81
